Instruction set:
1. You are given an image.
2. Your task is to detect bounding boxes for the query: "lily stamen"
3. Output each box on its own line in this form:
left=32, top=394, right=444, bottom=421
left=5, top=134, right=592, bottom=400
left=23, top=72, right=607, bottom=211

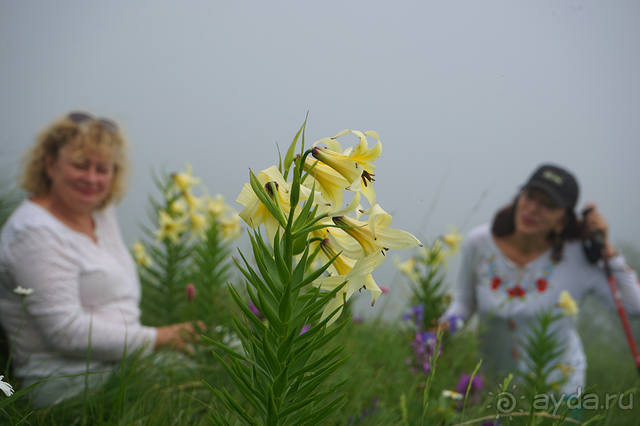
left=361, top=171, right=375, bottom=187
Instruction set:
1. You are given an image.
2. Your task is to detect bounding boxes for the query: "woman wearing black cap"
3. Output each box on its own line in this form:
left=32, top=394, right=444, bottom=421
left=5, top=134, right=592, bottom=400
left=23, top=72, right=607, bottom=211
left=440, top=164, right=640, bottom=395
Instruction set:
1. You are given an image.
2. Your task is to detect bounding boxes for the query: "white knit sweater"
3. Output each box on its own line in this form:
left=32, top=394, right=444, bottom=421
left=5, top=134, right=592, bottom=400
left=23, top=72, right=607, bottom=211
left=442, top=223, right=640, bottom=395
left=0, top=200, right=156, bottom=381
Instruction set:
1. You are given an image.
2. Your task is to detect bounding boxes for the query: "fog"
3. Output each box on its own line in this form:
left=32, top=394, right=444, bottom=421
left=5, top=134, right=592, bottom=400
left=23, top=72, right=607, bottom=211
left=2, top=1, right=639, bottom=318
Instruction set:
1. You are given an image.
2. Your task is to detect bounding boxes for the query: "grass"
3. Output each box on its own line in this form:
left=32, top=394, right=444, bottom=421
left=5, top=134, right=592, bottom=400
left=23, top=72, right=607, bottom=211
left=1, top=186, right=639, bottom=424
left=1, top=294, right=639, bottom=424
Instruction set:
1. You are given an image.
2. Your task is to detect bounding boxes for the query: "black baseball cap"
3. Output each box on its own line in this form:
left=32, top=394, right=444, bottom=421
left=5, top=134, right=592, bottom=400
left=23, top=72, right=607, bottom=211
left=522, top=164, right=579, bottom=210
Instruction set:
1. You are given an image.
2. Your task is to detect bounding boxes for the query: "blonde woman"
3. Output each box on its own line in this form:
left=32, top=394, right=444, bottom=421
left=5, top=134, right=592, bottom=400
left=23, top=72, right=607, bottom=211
left=0, top=112, right=200, bottom=407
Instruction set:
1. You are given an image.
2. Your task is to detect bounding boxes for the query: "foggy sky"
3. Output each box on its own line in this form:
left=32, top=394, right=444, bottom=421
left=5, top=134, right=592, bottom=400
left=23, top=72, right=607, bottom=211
left=2, top=1, right=639, bottom=318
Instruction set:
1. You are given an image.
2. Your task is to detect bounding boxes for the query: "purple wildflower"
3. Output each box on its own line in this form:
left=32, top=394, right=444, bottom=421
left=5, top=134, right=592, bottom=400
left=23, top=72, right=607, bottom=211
left=456, top=373, right=484, bottom=407
left=347, top=397, right=379, bottom=424
left=360, top=396, right=379, bottom=417
left=299, top=325, right=310, bottom=335
left=403, top=304, right=425, bottom=327
left=448, top=315, right=466, bottom=334
left=412, top=304, right=424, bottom=321
left=456, top=373, right=483, bottom=395
left=412, top=331, right=437, bottom=355
left=408, top=330, right=440, bottom=374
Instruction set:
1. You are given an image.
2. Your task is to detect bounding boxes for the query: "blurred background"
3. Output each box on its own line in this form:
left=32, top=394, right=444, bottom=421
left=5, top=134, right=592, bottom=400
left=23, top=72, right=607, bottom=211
left=2, top=0, right=639, bottom=319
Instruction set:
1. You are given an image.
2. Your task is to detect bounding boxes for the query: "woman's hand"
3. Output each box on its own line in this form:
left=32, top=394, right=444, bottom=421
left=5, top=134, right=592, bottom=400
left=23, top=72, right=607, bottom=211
left=155, top=321, right=206, bottom=354
left=583, top=202, right=617, bottom=259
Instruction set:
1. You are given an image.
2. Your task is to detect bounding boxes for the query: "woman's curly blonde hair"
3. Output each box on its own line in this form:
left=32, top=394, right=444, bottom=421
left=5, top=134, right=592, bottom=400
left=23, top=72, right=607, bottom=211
left=20, top=113, right=129, bottom=208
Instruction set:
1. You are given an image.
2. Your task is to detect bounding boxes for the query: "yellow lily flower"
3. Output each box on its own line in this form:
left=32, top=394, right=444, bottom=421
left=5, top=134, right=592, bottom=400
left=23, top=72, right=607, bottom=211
left=441, top=227, right=463, bottom=253
left=557, top=290, right=578, bottom=316
left=313, top=136, right=344, bottom=154
left=326, top=224, right=374, bottom=259
left=206, top=194, right=227, bottom=217
left=314, top=129, right=381, bottom=206
left=331, top=210, right=422, bottom=258
left=170, top=199, right=187, bottom=215
left=315, top=240, right=385, bottom=324
left=220, top=213, right=242, bottom=241
left=172, top=163, right=201, bottom=192
left=352, top=202, right=364, bottom=220
left=365, top=204, right=393, bottom=239
left=319, top=129, right=382, bottom=172
left=395, top=256, right=416, bottom=275
left=183, top=190, right=202, bottom=212
left=555, top=363, right=575, bottom=378
left=394, top=256, right=420, bottom=283
left=189, top=211, right=208, bottom=239
left=313, top=192, right=361, bottom=221
left=343, top=130, right=381, bottom=205
left=320, top=241, right=357, bottom=276
left=237, top=181, right=282, bottom=240
left=156, top=210, right=187, bottom=243
left=308, top=217, right=332, bottom=243
left=132, top=241, right=153, bottom=267
left=237, top=165, right=308, bottom=241
left=421, top=240, right=449, bottom=268
left=356, top=179, right=376, bottom=208
left=302, top=157, right=350, bottom=208
left=311, top=147, right=363, bottom=187
left=343, top=130, right=382, bottom=170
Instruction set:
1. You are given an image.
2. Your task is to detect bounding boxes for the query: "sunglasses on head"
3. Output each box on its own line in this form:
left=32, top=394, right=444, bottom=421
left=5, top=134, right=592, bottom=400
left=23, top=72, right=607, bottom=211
left=68, top=112, right=119, bottom=134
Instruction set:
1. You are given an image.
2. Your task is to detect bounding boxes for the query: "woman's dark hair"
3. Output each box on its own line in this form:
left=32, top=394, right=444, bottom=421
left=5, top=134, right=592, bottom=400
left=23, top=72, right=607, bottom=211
left=491, top=194, right=584, bottom=262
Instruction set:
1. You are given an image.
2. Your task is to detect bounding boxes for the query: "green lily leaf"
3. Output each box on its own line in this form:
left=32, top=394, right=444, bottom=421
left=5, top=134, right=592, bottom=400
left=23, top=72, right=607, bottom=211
left=293, top=251, right=340, bottom=292
left=283, top=117, right=307, bottom=180
left=279, top=278, right=292, bottom=324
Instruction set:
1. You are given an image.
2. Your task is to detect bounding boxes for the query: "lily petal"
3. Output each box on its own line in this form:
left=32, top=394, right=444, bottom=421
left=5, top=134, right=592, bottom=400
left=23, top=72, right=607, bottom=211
left=375, top=227, right=423, bottom=250
left=311, top=147, right=363, bottom=185
left=303, top=157, right=349, bottom=208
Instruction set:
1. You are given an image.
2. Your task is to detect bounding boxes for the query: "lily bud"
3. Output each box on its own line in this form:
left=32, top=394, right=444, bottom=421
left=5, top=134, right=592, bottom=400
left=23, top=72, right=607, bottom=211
left=186, top=283, right=196, bottom=302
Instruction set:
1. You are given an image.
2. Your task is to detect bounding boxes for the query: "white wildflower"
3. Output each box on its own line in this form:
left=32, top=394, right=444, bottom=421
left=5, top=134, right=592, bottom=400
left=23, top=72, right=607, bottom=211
left=0, top=376, right=14, bottom=397
left=13, top=286, right=34, bottom=296
left=442, top=389, right=463, bottom=400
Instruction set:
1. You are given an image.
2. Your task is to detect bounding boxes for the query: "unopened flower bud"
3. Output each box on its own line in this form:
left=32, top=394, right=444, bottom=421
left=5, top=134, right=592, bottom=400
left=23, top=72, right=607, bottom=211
left=264, top=181, right=278, bottom=197
left=186, top=283, right=196, bottom=301
left=299, top=325, right=310, bottom=335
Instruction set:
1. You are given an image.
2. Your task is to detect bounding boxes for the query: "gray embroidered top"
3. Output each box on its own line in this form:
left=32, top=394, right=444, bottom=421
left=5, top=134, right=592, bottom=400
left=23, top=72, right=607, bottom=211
left=443, top=223, right=640, bottom=394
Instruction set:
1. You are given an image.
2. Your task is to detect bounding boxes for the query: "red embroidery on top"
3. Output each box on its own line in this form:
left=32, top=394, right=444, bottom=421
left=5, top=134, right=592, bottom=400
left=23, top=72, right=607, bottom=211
left=491, top=277, right=502, bottom=290
left=487, top=253, right=554, bottom=300
left=507, top=285, right=525, bottom=298
left=536, top=278, right=548, bottom=292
